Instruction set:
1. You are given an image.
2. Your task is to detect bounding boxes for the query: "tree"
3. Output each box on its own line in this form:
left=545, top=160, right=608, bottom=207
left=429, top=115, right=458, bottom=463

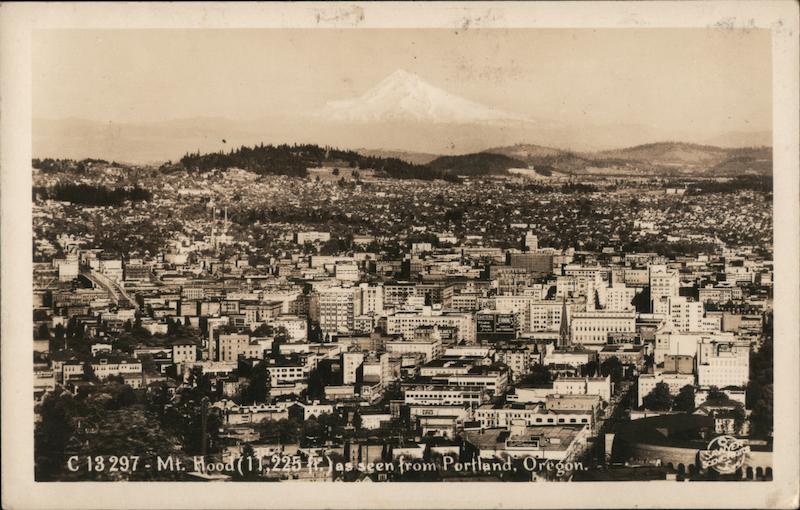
left=705, top=386, right=728, bottom=404
left=423, top=442, right=432, bottom=461
left=35, top=389, right=79, bottom=480
left=642, top=382, right=673, bottom=411
left=600, top=356, right=624, bottom=384
left=520, top=364, right=552, bottom=386
left=316, top=412, right=341, bottom=441
left=252, top=323, right=272, bottom=337
left=233, top=444, right=261, bottom=481
left=37, top=323, right=50, bottom=341
left=83, top=361, right=99, bottom=382
left=581, top=360, right=598, bottom=377
left=138, top=353, right=157, bottom=373
left=266, top=418, right=302, bottom=445
left=179, top=404, right=223, bottom=456
left=303, top=416, right=322, bottom=439
left=672, top=385, right=696, bottom=413
left=750, top=384, right=773, bottom=438
left=53, top=323, right=66, bottom=350
left=352, top=410, right=363, bottom=431
left=241, top=362, right=269, bottom=404
left=747, top=324, right=773, bottom=438
left=732, top=403, right=747, bottom=434
left=79, top=408, right=184, bottom=480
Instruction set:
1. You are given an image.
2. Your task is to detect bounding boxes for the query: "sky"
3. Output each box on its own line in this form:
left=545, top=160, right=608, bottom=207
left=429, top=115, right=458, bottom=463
left=32, top=28, right=772, bottom=156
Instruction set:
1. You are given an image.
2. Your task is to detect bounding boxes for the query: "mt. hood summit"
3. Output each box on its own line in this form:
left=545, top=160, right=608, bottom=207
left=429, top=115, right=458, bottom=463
left=318, top=69, right=530, bottom=124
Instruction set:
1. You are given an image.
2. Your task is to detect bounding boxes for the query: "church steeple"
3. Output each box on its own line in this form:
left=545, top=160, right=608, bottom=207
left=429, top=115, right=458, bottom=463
left=558, top=296, right=571, bottom=349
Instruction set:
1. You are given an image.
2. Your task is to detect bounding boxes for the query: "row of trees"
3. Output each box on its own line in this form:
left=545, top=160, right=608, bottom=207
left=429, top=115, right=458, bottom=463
left=32, top=157, right=111, bottom=173
left=35, top=383, right=185, bottom=481
left=642, top=383, right=697, bottom=413
left=35, top=183, right=151, bottom=206
left=685, top=176, right=772, bottom=195
left=517, top=356, right=627, bottom=388
left=642, top=383, right=746, bottom=431
left=179, top=143, right=456, bottom=180
left=747, top=313, right=773, bottom=438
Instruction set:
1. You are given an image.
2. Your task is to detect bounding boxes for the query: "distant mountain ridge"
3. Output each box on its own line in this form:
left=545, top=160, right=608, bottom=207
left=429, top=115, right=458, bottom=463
left=35, top=140, right=772, bottom=179
left=171, top=140, right=772, bottom=178
left=484, top=141, right=772, bottom=176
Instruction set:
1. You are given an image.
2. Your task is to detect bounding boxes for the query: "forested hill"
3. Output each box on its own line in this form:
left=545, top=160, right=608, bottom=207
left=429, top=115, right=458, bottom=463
left=427, top=153, right=528, bottom=176
left=178, top=144, right=456, bottom=180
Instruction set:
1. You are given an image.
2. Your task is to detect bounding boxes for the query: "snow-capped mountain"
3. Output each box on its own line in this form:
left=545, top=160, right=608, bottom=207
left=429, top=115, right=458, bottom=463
left=318, top=69, right=530, bottom=124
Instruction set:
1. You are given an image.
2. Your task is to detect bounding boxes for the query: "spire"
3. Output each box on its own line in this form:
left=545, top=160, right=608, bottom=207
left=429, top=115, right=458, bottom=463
left=558, top=295, right=570, bottom=349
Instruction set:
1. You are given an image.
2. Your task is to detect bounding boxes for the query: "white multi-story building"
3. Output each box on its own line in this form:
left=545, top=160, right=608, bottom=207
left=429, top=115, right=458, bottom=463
left=696, top=338, right=750, bottom=388
left=271, top=315, right=308, bottom=342
left=495, top=348, right=532, bottom=382
left=495, top=295, right=535, bottom=331
left=475, top=403, right=593, bottom=429
left=524, top=231, right=539, bottom=251
left=356, top=283, right=384, bottom=316
left=342, top=350, right=365, bottom=385
left=699, top=314, right=722, bottom=332
left=54, top=256, right=80, bottom=281
left=362, top=353, right=392, bottom=386
left=724, top=264, right=753, bottom=285
left=260, top=290, right=303, bottom=314
left=317, top=286, right=356, bottom=335
left=554, top=375, right=612, bottom=402
left=295, top=231, right=331, bottom=244
left=385, top=308, right=475, bottom=344
left=446, top=367, right=509, bottom=396
left=217, top=333, right=261, bottom=362
left=649, top=264, right=679, bottom=315
left=668, top=296, right=704, bottom=332
left=403, top=385, right=484, bottom=406
left=653, top=330, right=736, bottom=364
left=570, top=310, right=636, bottom=346
left=91, top=356, right=142, bottom=380
left=266, top=363, right=308, bottom=387
left=544, top=349, right=595, bottom=368
left=334, top=262, right=360, bottom=282
left=172, top=341, right=197, bottom=364
left=529, top=299, right=582, bottom=332
left=385, top=337, right=443, bottom=363
left=99, top=258, right=124, bottom=282
left=61, top=360, right=85, bottom=382
left=698, top=283, right=743, bottom=304
left=603, top=283, right=637, bottom=312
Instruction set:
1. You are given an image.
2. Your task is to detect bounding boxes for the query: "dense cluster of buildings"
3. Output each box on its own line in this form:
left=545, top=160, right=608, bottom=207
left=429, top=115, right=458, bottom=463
left=32, top=166, right=773, bottom=481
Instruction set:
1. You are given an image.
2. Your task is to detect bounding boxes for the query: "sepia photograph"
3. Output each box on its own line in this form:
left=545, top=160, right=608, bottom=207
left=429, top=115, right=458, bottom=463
left=2, top=2, right=799, bottom=509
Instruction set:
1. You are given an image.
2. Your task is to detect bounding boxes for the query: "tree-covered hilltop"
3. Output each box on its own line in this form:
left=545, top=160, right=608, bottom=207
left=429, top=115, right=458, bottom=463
left=178, top=143, right=458, bottom=180
left=428, top=153, right=528, bottom=176
left=33, top=158, right=112, bottom=173
left=34, top=183, right=152, bottom=206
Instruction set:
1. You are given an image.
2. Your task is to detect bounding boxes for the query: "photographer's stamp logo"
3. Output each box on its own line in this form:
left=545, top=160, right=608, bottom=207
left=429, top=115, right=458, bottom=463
left=699, top=435, right=750, bottom=474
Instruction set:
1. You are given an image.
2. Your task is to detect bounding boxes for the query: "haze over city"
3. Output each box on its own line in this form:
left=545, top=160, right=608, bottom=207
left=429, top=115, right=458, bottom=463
left=33, top=28, right=771, bottom=163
